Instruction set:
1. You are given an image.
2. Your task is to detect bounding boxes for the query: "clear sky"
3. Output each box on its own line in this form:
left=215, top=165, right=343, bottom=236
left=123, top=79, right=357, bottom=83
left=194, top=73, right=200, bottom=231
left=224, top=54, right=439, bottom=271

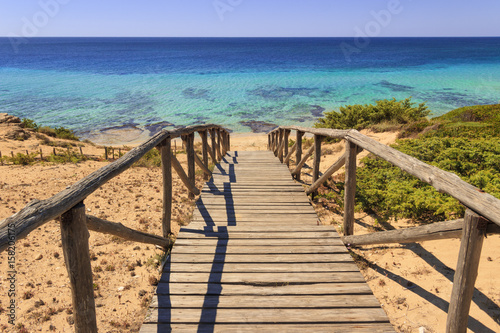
left=1, top=0, right=499, bottom=38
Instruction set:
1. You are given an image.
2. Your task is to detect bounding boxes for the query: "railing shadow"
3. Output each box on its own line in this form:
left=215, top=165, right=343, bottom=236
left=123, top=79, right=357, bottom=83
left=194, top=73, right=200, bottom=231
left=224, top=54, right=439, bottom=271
left=403, top=243, right=500, bottom=329
left=157, top=152, right=238, bottom=332
left=366, top=261, right=495, bottom=332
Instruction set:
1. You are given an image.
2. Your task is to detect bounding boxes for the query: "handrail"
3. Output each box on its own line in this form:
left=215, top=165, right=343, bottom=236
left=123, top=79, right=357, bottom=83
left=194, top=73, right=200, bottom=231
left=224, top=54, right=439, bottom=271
left=268, top=125, right=499, bottom=333
left=0, top=123, right=230, bottom=332
left=0, top=124, right=229, bottom=252
left=268, top=126, right=500, bottom=228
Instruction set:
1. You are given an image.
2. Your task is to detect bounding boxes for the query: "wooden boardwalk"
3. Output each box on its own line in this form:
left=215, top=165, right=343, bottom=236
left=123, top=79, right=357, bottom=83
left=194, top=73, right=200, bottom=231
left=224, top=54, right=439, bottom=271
left=141, top=150, right=394, bottom=332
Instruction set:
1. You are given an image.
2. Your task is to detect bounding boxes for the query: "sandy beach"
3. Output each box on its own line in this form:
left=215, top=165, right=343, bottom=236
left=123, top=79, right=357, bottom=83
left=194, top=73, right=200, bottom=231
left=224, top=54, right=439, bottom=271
left=0, top=120, right=499, bottom=332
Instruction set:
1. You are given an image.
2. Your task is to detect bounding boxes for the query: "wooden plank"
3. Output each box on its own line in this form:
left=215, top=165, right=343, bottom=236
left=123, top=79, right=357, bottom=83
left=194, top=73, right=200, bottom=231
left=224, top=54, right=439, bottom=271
left=160, top=271, right=365, bottom=286
left=143, top=308, right=389, bottom=324
left=181, top=225, right=337, bottom=232
left=140, top=323, right=395, bottom=333
left=173, top=238, right=344, bottom=246
left=171, top=245, right=349, bottom=254
left=312, top=134, right=323, bottom=196
left=148, top=294, right=381, bottom=308
left=155, top=282, right=374, bottom=295
left=176, top=231, right=341, bottom=239
left=165, top=262, right=359, bottom=273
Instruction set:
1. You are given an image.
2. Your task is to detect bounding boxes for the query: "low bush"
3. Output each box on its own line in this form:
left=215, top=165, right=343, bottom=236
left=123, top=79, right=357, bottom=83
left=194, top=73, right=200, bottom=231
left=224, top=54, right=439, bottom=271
left=314, top=97, right=429, bottom=131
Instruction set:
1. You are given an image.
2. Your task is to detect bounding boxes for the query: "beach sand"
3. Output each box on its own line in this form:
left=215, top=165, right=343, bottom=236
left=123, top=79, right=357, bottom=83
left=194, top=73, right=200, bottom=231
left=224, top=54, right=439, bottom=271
left=0, top=122, right=499, bottom=332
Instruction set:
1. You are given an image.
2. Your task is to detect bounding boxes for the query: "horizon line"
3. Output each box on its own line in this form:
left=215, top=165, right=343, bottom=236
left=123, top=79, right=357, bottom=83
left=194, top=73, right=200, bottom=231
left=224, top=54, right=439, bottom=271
left=1, top=36, right=500, bottom=39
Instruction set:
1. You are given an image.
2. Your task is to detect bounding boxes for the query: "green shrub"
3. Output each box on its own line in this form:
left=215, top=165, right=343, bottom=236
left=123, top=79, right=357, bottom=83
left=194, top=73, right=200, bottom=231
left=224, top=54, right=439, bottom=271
left=314, top=97, right=430, bottom=131
left=10, top=152, right=38, bottom=165
left=355, top=137, right=500, bottom=222
left=133, top=149, right=161, bottom=168
left=21, top=118, right=39, bottom=130
left=54, top=126, right=79, bottom=141
left=38, top=126, right=57, bottom=137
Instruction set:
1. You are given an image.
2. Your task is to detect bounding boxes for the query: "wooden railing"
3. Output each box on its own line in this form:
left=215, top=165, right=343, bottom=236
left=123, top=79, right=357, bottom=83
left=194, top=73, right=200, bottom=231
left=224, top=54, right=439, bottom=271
left=0, top=124, right=230, bottom=332
left=268, top=126, right=500, bottom=333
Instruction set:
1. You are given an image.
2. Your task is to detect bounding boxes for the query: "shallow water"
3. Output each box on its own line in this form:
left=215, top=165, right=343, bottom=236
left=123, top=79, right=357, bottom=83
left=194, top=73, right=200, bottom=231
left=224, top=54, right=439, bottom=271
left=1, top=37, right=499, bottom=136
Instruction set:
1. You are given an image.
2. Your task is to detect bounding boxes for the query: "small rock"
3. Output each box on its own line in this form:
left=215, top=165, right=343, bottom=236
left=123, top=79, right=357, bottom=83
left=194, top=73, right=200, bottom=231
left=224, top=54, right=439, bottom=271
left=0, top=113, right=21, bottom=124
left=138, top=290, right=147, bottom=297
left=6, top=127, right=30, bottom=140
left=35, top=254, right=43, bottom=260
left=117, top=286, right=125, bottom=292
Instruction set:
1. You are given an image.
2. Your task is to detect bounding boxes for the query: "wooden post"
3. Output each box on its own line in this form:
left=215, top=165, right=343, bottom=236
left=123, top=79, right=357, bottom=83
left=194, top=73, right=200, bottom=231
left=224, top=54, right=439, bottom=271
left=216, top=129, right=222, bottom=160
left=312, top=135, right=323, bottom=197
left=284, top=130, right=291, bottom=167
left=221, top=131, right=227, bottom=156
left=79, top=146, right=83, bottom=157
left=158, top=139, right=172, bottom=237
left=278, top=130, right=285, bottom=161
left=40, top=149, right=43, bottom=161
left=296, top=131, right=303, bottom=180
left=26, top=149, right=29, bottom=156
left=268, top=135, right=271, bottom=150
left=104, top=147, right=108, bottom=160
left=446, top=209, right=486, bottom=333
left=0, top=151, right=2, bottom=165
left=226, top=131, right=230, bottom=152
left=60, top=202, right=97, bottom=333
left=343, top=140, right=357, bottom=236
left=210, top=129, right=217, bottom=162
left=185, top=133, right=196, bottom=199
left=53, top=148, right=56, bottom=156
left=199, top=130, right=210, bottom=180
left=112, top=148, right=115, bottom=160
left=11, top=151, right=14, bottom=158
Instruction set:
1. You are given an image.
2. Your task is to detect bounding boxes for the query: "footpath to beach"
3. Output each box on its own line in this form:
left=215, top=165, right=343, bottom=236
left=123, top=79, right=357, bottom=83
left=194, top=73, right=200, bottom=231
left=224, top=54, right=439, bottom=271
left=141, top=150, right=394, bottom=332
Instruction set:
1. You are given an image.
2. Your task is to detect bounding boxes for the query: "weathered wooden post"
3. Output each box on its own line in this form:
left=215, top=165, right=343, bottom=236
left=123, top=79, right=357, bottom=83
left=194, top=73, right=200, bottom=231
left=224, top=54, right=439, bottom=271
left=267, top=134, right=271, bottom=150
left=295, top=131, right=303, bottom=180
left=226, top=131, right=230, bottom=152
left=158, top=138, right=172, bottom=237
left=284, top=130, right=291, bottom=167
left=184, top=133, right=196, bottom=199
left=221, top=131, right=227, bottom=156
left=40, top=149, right=43, bottom=161
left=210, top=129, right=217, bottom=163
left=79, top=146, right=84, bottom=157
left=343, top=140, right=357, bottom=236
left=216, top=129, right=222, bottom=161
left=60, top=202, right=97, bottom=333
left=0, top=151, right=3, bottom=165
left=446, top=209, right=486, bottom=333
left=52, top=148, right=56, bottom=156
left=312, top=135, right=323, bottom=197
left=279, top=129, right=285, bottom=162
left=104, top=147, right=108, bottom=160
left=199, top=130, right=210, bottom=180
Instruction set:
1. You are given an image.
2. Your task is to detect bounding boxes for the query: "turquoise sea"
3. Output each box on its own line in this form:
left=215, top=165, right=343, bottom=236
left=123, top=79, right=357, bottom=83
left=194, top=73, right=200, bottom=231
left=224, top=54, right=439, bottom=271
left=0, top=37, right=499, bottom=137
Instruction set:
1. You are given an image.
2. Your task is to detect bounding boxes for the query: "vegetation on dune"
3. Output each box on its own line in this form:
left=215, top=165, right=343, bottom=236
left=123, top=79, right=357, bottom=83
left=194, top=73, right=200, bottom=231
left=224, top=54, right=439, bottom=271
left=314, top=97, right=430, bottom=131
left=315, top=101, right=500, bottom=223
left=22, top=118, right=80, bottom=141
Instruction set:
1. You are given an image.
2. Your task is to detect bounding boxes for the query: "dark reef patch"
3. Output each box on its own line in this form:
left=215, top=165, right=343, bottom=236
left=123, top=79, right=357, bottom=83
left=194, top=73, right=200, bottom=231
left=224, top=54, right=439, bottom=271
left=377, top=80, right=414, bottom=92
left=248, top=87, right=330, bottom=101
left=182, top=88, right=213, bottom=101
left=239, top=120, right=278, bottom=133
left=144, top=121, right=175, bottom=133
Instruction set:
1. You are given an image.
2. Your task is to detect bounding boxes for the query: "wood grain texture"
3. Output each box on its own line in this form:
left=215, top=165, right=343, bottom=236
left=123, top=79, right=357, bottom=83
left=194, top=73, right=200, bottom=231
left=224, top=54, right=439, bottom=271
left=446, top=210, right=486, bottom=333
left=0, top=124, right=228, bottom=252
left=141, top=150, right=393, bottom=331
left=86, top=215, right=170, bottom=248
left=158, top=138, right=172, bottom=236
left=343, top=140, right=357, bottom=236
left=60, top=203, right=97, bottom=333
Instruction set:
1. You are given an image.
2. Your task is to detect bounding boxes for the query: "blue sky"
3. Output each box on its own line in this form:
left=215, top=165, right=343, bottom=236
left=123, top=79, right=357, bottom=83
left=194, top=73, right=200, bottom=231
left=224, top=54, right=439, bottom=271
left=1, top=0, right=499, bottom=37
